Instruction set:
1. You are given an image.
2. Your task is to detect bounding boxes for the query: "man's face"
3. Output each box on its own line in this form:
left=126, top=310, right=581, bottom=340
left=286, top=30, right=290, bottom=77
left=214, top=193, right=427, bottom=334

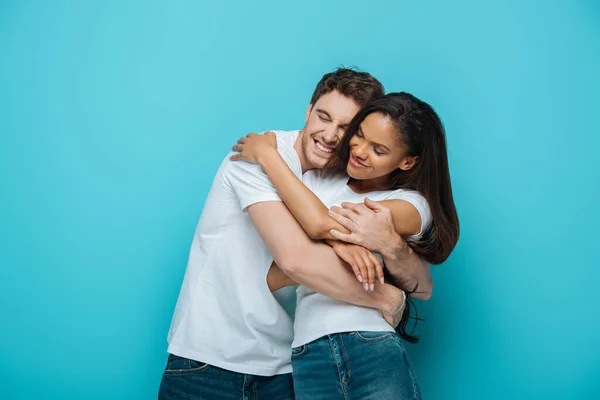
left=300, top=91, right=360, bottom=170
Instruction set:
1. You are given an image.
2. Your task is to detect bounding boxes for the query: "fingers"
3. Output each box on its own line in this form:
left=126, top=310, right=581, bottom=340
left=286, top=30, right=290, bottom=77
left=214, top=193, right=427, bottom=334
left=231, top=144, right=243, bottom=152
left=329, top=229, right=358, bottom=244
left=361, top=253, right=375, bottom=292
left=229, top=154, right=241, bottom=161
left=353, top=256, right=368, bottom=288
left=331, top=243, right=365, bottom=285
left=237, top=137, right=247, bottom=145
left=363, top=197, right=383, bottom=212
left=340, top=202, right=362, bottom=215
left=368, top=252, right=385, bottom=285
left=328, top=208, right=358, bottom=230
left=346, top=257, right=362, bottom=284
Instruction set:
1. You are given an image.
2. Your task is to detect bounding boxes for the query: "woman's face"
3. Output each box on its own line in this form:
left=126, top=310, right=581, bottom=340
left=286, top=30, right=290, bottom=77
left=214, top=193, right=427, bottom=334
left=346, top=112, right=417, bottom=181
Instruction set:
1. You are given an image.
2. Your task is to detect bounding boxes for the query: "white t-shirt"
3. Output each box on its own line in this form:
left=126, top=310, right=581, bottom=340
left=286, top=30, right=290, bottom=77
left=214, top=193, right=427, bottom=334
left=166, top=130, right=301, bottom=376
left=292, top=168, right=432, bottom=348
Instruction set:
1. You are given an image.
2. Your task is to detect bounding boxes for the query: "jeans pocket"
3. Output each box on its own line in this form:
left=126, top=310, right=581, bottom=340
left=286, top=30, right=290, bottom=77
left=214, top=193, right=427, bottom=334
left=291, top=345, right=308, bottom=358
left=353, top=331, right=395, bottom=342
left=164, top=354, right=210, bottom=375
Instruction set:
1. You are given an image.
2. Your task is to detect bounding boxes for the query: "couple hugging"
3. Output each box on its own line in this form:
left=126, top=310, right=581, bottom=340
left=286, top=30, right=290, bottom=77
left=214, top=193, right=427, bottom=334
left=159, top=68, right=459, bottom=400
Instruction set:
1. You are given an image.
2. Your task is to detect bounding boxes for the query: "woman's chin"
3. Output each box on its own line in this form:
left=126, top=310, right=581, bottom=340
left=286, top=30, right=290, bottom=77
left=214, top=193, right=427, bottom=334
left=346, top=167, right=368, bottom=180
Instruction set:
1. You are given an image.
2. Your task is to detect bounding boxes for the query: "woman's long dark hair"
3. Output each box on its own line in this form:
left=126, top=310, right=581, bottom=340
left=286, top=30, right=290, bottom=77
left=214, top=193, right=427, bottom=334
left=331, top=92, right=460, bottom=342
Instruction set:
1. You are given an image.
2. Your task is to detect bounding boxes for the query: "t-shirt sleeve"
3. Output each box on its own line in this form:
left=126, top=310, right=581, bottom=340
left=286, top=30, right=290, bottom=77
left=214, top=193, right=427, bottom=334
left=222, top=134, right=302, bottom=211
left=385, top=190, right=432, bottom=239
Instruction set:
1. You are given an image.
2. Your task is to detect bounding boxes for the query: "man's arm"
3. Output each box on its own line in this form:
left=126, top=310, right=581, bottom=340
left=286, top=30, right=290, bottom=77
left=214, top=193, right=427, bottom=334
left=380, top=236, right=433, bottom=300
left=223, top=133, right=407, bottom=312
left=247, top=201, right=405, bottom=314
left=328, top=199, right=433, bottom=300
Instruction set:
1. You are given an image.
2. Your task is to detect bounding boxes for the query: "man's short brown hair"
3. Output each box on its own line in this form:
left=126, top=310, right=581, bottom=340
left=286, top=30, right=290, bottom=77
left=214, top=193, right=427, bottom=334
left=310, top=68, right=385, bottom=108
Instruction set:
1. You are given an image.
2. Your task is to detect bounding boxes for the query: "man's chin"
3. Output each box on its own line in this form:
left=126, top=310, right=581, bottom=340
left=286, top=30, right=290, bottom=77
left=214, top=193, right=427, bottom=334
left=308, top=154, right=332, bottom=169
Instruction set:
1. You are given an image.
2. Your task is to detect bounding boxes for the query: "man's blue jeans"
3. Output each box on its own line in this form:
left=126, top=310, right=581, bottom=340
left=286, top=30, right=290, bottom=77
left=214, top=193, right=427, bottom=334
left=158, top=354, right=294, bottom=400
left=291, top=332, right=422, bottom=400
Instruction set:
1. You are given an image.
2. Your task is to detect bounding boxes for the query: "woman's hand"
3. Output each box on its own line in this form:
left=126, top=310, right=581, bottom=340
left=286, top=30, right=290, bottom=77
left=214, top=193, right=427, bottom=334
left=230, top=132, right=277, bottom=164
left=328, top=198, right=406, bottom=255
left=328, top=241, right=385, bottom=291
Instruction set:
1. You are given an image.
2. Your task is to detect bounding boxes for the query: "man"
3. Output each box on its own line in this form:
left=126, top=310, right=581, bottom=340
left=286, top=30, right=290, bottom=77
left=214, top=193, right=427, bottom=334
left=158, top=68, right=432, bottom=399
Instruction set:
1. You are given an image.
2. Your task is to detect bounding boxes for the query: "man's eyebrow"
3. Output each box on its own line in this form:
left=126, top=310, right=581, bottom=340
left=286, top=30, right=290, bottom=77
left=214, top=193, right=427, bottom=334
left=315, top=109, right=331, bottom=119
left=316, top=109, right=350, bottom=128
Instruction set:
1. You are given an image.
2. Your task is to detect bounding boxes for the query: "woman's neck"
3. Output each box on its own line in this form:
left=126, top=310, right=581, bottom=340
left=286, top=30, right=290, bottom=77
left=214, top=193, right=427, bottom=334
left=347, top=175, right=391, bottom=194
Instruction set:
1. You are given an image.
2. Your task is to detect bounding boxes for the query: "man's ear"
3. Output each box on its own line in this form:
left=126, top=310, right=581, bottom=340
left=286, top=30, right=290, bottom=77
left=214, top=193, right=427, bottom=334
left=305, top=103, right=313, bottom=124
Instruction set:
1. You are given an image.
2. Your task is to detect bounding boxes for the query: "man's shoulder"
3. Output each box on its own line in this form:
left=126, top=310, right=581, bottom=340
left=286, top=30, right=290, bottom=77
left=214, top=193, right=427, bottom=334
left=269, top=129, right=302, bottom=175
left=268, top=129, right=300, bottom=148
left=222, top=129, right=302, bottom=184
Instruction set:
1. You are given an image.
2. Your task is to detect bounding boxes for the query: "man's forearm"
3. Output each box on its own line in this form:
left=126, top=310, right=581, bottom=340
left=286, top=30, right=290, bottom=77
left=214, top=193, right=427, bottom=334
left=380, top=233, right=433, bottom=300
left=282, top=240, right=404, bottom=314
left=248, top=201, right=404, bottom=313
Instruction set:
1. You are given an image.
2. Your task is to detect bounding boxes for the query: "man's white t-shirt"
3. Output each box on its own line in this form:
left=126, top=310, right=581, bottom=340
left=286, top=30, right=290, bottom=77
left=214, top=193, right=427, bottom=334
left=292, top=168, right=432, bottom=348
left=166, top=130, right=301, bottom=376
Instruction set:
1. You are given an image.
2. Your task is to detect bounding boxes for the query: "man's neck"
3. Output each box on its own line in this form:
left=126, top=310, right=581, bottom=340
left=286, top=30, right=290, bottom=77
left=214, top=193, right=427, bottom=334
left=294, top=130, right=312, bottom=174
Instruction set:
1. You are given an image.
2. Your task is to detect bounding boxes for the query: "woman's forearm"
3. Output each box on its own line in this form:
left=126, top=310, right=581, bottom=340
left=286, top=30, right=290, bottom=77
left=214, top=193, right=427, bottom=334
left=257, top=148, right=347, bottom=239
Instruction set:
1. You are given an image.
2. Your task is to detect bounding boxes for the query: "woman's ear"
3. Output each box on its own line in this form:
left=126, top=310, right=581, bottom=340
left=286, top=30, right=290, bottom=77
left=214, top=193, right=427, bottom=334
left=399, top=156, right=419, bottom=171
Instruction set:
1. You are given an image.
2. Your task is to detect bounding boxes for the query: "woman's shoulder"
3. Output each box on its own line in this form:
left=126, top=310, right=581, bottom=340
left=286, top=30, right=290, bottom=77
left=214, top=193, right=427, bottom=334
left=385, top=187, right=426, bottom=203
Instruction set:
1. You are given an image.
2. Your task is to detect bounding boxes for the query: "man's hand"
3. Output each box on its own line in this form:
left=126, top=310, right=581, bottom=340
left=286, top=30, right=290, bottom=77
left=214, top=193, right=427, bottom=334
left=380, top=288, right=406, bottom=328
left=328, top=198, right=406, bottom=256
left=381, top=303, right=405, bottom=328
left=230, top=132, right=277, bottom=164
left=328, top=241, right=384, bottom=291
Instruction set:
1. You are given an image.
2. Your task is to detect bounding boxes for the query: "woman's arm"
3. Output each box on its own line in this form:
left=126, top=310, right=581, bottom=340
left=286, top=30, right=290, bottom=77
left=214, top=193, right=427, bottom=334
left=256, top=147, right=347, bottom=239
left=231, top=133, right=431, bottom=296
left=328, top=198, right=433, bottom=299
left=231, top=132, right=347, bottom=239
left=328, top=198, right=423, bottom=247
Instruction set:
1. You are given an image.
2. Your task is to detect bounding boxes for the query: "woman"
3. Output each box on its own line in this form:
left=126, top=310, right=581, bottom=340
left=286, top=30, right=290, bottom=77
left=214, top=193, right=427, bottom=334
left=232, top=92, right=459, bottom=399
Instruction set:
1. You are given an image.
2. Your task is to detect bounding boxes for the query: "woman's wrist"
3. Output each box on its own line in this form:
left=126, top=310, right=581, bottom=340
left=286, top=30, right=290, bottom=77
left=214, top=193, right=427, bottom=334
left=256, top=146, right=280, bottom=168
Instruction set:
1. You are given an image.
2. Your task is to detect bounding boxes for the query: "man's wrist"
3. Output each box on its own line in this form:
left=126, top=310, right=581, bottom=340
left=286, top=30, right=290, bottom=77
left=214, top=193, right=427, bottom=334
left=377, top=284, right=406, bottom=314
left=380, top=232, right=408, bottom=261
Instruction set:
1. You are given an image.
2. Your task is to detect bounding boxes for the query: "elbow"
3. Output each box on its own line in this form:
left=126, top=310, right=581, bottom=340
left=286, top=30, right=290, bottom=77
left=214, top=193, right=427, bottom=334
left=274, top=243, right=317, bottom=279
left=417, top=289, right=432, bottom=301
left=414, top=278, right=434, bottom=301
left=274, top=253, right=302, bottom=278
left=305, top=217, right=332, bottom=240
left=306, top=230, right=322, bottom=240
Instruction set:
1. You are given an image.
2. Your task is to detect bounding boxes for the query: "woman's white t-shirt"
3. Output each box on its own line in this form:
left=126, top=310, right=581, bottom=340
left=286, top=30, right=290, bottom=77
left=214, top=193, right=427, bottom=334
left=292, top=168, right=432, bottom=348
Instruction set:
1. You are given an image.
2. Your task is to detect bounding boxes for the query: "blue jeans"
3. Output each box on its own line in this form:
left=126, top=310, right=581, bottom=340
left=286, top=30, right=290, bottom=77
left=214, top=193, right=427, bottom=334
left=158, top=354, right=295, bottom=400
left=291, top=332, right=421, bottom=400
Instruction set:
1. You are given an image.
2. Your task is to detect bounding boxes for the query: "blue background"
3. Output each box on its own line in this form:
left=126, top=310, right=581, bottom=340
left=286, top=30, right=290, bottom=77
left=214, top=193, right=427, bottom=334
left=1, top=1, right=599, bottom=399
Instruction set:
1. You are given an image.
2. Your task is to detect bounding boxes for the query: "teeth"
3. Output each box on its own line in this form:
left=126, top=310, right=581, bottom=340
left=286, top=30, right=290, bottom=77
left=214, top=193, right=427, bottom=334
left=315, top=141, right=334, bottom=153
